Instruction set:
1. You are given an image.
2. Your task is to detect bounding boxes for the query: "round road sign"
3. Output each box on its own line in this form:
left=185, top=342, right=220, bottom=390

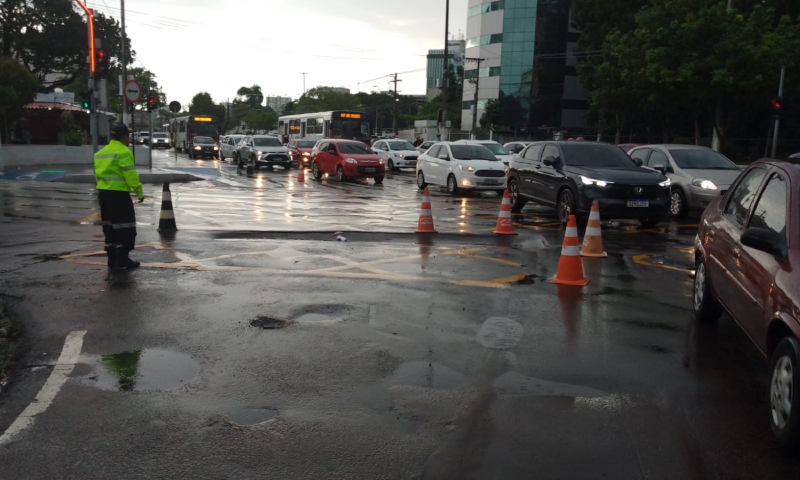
left=124, top=80, right=142, bottom=104
left=168, top=101, right=182, bottom=113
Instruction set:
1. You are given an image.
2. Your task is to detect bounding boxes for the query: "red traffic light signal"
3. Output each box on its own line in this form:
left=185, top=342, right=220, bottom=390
left=147, top=95, right=158, bottom=111
left=771, top=97, right=782, bottom=111
left=95, top=49, right=109, bottom=78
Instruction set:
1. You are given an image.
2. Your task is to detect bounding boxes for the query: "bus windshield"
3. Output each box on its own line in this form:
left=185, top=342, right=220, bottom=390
left=189, top=122, right=218, bottom=137
left=333, top=119, right=370, bottom=142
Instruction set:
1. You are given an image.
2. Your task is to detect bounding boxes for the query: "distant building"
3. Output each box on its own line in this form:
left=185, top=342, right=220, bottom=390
left=329, top=87, right=351, bottom=94
left=426, top=40, right=465, bottom=101
left=266, top=96, right=292, bottom=114
left=461, top=0, right=589, bottom=133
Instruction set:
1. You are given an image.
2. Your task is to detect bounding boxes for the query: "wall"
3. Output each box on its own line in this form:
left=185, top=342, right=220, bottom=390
left=0, top=145, right=151, bottom=169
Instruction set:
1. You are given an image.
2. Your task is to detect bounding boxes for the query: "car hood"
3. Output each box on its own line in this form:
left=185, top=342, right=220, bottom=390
left=495, top=154, right=514, bottom=163
left=676, top=168, right=741, bottom=187
left=193, top=143, right=216, bottom=147
left=297, top=147, right=312, bottom=153
left=390, top=149, right=420, bottom=157
left=256, top=146, right=288, bottom=153
left=343, top=153, right=381, bottom=162
left=455, top=159, right=506, bottom=170
left=568, top=166, right=667, bottom=184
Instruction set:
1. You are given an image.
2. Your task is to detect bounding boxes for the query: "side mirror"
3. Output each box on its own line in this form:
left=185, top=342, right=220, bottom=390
left=438, top=154, right=450, bottom=161
left=543, top=156, right=557, bottom=167
left=633, top=158, right=643, bottom=167
left=741, top=227, right=786, bottom=260
left=652, top=164, right=667, bottom=174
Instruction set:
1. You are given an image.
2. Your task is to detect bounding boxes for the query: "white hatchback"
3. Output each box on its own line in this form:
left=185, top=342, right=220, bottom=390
left=371, top=139, right=420, bottom=171
left=454, top=140, right=514, bottom=166
left=415, top=142, right=508, bottom=195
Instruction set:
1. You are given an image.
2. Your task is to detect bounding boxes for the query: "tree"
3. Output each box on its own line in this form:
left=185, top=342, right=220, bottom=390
left=0, top=0, right=132, bottom=92
left=293, top=87, right=361, bottom=113
left=236, top=85, right=263, bottom=108
left=480, top=99, right=500, bottom=131
left=0, top=56, right=38, bottom=143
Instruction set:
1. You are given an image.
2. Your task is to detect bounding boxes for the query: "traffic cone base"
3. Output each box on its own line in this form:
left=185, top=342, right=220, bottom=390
left=493, top=189, right=517, bottom=235
left=415, top=187, right=437, bottom=233
left=550, top=215, right=589, bottom=286
left=580, top=200, right=607, bottom=257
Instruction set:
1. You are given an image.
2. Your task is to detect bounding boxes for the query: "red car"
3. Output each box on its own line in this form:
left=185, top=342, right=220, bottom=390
left=694, top=159, right=800, bottom=449
left=288, top=139, right=316, bottom=169
left=311, top=139, right=385, bottom=184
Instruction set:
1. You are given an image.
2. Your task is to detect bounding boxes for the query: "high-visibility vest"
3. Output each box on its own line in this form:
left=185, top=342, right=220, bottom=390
left=94, top=140, right=143, bottom=199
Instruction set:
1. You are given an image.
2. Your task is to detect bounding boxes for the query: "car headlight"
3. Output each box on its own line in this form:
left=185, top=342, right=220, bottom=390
left=302, top=152, right=310, bottom=156
left=256, top=150, right=262, bottom=155
left=213, top=146, right=219, bottom=150
left=194, top=146, right=201, bottom=150
left=345, top=158, right=358, bottom=164
left=504, top=167, right=510, bottom=174
left=378, top=159, right=385, bottom=165
left=580, top=175, right=613, bottom=187
left=692, top=178, right=717, bottom=190
left=659, top=178, right=671, bottom=187
left=458, top=164, right=475, bottom=172
left=395, top=154, right=404, bottom=158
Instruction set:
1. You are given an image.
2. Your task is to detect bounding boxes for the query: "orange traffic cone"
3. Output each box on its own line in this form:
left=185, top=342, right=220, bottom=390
left=297, top=168, right=305, bottom=183
left=550, top=215, right=589, bottom=286
left=415, top=187, right=437, bottom=233
left=580, top=200, right=607, bottom=257
left=493, top=189, right=517, bottom=235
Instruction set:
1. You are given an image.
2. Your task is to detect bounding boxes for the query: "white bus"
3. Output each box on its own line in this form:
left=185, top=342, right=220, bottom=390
left=277, top=110, right=371, bottom=146
left=168, top=115, right=220, bottom=152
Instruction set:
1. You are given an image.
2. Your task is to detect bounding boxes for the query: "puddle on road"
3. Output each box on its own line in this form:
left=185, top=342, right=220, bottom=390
left=477, top=317, right=524, bottom=350
left=80, top=349, right=200, bottom=392
left=390, top=361, right=466, bottom=389
left=250, top=316, right=293, bottom=329
left=494, top=371, right=607, bottom=398
left=227, top=407, right=278, bottom=425
left=293, top=313, right=342, bottom=324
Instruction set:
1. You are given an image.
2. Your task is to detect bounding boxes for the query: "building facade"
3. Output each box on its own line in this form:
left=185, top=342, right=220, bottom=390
left=426, top=40, right=466, bottom=100
left=266, top=96, right=292, bottom=114
left=461, top=0, right=589, bottom=135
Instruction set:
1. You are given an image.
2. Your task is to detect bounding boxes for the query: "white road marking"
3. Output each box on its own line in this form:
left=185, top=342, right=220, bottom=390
left=0, top=330, right=87, bottom=446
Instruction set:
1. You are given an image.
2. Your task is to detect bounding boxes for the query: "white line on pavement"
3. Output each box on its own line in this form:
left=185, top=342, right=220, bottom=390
left=0, top=330, right=87, bottom=446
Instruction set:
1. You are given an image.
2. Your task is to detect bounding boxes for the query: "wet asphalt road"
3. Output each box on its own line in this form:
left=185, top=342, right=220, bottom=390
left=0, top=150, right=798, bottom=479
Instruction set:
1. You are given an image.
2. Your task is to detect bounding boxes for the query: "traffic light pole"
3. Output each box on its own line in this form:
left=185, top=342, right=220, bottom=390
left=89, top=76, right=99, bottom=153
left=771, top=66, right=785, bottom=158
left=148, top=110, right=153, bottom=169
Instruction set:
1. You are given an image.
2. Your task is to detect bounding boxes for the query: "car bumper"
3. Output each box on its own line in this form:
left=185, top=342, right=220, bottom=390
left=389, top=158, right=418, bottom=168
left=191, top=149, right=219, bottom=157
left=344, top=165, right=385, bottom=178
left=256, top=155, right=291, bottom=167
left=457, top=172, right=507, bottom=189
left=685, top=185, right=727, bottom=210
left=577, top=193, right=670, bottom=219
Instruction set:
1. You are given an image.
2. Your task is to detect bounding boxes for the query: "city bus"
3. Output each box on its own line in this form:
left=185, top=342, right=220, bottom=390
left=168, top=115, right=220, bottom=152
left=277, top=111, right=371, bottom=146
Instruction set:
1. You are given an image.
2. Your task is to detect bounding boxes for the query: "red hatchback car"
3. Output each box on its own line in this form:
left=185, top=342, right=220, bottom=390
left=694, top=159, right=800, bottom=449
left=311, top=139, right=385, bottom=184
left=288, top=139, right=317, bottom=169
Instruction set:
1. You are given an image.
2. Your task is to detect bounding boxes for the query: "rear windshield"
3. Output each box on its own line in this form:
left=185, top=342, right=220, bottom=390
left=561, top=143, right=636, bottom=167
left=479, top=143, right=511, bottom=156
left=338, top=143, right=372, bottom=154
left=298, top=140, right=316, bottom=148
left=669, top=149, right=739, bottom=170
left=450, top=145, right=498, bottom=161
left=193, top=136, right=213, bottom=143
left=254, top=137, right=282, bottom=147
left=389, top=141, right=416, bottom=151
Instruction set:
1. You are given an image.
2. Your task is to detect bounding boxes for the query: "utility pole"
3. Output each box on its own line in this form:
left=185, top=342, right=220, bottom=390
left=300, top=73, right=309, bottom=96
left=466, top=57, right=485, bottom=140
left=771, top=66, right=785, bottom=158
left=390, top=73, right=402, bottom=136
left=440, top=0, right=450, bottom=141
left=120, top=0, right=128, bottom=126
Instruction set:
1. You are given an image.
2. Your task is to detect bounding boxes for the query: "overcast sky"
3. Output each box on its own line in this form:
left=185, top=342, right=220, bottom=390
left=86, top=0, right=468, bottom=106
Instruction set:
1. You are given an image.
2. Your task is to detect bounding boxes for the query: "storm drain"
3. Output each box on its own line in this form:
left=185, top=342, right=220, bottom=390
left=249, top=316, right=293, bottom=329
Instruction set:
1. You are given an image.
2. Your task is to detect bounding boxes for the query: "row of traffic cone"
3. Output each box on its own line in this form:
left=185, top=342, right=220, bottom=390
left=415, top=188, right=519, bottom=235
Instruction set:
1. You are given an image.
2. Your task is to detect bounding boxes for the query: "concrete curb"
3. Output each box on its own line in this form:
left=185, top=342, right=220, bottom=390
left=58, top=173, right=203, bottom=184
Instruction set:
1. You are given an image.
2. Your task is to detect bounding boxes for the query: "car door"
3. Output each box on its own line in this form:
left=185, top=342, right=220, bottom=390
left=372, top=141, right=384, bottom=159
left=517, top=144, right=543, bottom=199
left=530, top=144, right=562, bottom=205
left=325, top=144, right=340, bottom=174
left=707, top=167, right=769, bottom=315
left=424, top=145, right=443, bottom=185
left=314, top=141, right=329, bottom=172
left=726, top=171, right=788, bottom=346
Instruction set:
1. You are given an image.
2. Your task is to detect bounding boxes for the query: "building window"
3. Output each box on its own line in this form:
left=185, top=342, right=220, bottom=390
left=462, top=100, right=489, bottom=111
left=464, top=66, right=502, bottom=80
left=466, top=33, right=503, bottom=49
left=468, top=0, right=504, bottom=17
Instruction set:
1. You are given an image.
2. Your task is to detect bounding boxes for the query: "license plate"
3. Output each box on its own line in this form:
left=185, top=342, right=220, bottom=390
left=627, top=200, right=649, bottom=207
left=363, top=168, right=376, bottom=173
left=481, top=179, right=499, bottom=185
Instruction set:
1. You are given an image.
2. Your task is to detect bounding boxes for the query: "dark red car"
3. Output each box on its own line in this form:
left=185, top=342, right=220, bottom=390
left=694, top=159, right=800, bottom=449
left=311, top=139, right=385, bottom=184
left=288, top=139, right=316, bottom=169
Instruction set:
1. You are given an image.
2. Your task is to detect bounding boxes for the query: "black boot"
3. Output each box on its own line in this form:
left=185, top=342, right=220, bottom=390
left=104, top=245, right=116, bottom=268
left=113, top=248, right=141, bottom=270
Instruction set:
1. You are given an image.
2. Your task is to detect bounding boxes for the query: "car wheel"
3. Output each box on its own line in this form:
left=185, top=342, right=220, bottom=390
left=388, top=159, right=396, bottom=172
left=336, top=166, right=346, bottom=182
left=374, top=176, right=384, bottom=185
left=508, top=178, right=526, bottom=212
left=188, top=152, right=193, bottom=159
left=693, top=256, right=723, bottom=323
left=769, top=337, right=800, bottom=450
left=638, top=217, right=663, bottom=228
left=557, top=188, right=575, bottom=223
left=446, top=174, right=459, bottom=195
left=670, top=188, right=689, bottom=217
left=416, top=171, right=427, bottom=190
left=251, top=156, right=259, bottom=170
left=312, top=162, right=322, bottom=180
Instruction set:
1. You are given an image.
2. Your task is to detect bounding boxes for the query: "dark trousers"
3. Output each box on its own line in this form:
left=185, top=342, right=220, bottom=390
left=98, top=190, right=137, bottom=251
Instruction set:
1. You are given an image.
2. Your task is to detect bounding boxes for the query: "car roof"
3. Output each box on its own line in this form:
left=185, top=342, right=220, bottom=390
left=634, top=144, right=714, bottom=151
left=456, top=139, right=499, bottom=144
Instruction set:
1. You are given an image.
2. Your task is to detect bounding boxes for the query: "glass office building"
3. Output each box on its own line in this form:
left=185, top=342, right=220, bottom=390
left=426, top=40, right=465, bottom=101
left=462, top=0, right=589, bottom=133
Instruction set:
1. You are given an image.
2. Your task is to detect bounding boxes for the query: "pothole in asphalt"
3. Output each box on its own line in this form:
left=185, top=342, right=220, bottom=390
left=477, top=317, right=524, bottom=349
left=494, top=371, right=607, bottom=398
left=227, top=407, right=278, bottom=425
left=79, top=349, right=200, bottom=392
left=250, top=316, right=293, bottom=329
left=291, top=304, right=353, bottom=324
left=389, top=361, right=466, bottom=389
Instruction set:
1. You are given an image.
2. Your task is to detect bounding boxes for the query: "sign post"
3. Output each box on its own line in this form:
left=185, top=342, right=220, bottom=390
left=168, top=101, right=181, bottom=162
left=124, top=79, right=141, bottom=162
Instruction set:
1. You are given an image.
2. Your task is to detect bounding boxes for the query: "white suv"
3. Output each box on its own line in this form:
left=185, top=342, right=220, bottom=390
left=371, top=139, right=420, bottom=171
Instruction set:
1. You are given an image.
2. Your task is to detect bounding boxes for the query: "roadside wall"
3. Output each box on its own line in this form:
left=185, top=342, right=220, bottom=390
left=0, top=145, right=152, bottom=169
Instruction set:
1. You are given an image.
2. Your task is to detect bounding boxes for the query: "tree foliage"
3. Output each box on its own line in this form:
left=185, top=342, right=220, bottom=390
left=188, top=92, right=226, bottom=120
left=0, top=55, right=38, bottom=143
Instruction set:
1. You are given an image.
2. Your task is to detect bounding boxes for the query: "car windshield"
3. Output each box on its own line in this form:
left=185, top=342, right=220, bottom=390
left=450, top=145, right=498, bottom=161
left=479, top=143, right=511, bottom=155
left=254, top=137, right=282, bottom=147
left=669, top=149, right=739, bottom=170
left=152, top=133, right=167, bottom=138
left=338, top=142, right=372, bottom=154
left=561, top=144, right=636, bottom=167
left=193, top=136, right=213, bottom=143
left=298, top=140, right=316, bottom=148
left=389, top=141, right=416, bottom=151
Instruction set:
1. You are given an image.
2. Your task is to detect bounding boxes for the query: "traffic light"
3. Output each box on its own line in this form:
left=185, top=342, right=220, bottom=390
left=771, top=97, right=782, bottom=112
left=78, top=90, right=91, bottom=109
left=95, top=49, right=109, bottom=78
left=146, top=95, right=159, bottom=112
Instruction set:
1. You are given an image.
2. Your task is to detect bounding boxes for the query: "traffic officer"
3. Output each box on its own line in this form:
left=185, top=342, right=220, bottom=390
left=94, top=123, right=144, bottom=270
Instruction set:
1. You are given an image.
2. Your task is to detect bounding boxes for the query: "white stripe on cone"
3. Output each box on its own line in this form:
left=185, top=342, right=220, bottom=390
left=585, top=226, right=601, bottom=236
left=420, top=209, right=432, bottom=216
left=162, top=192, right=172, bottom=202
left=498, top=211, right=511, bottom=217
left=160, top=211, right=175, bottom=219
left=589, top=210, right=600, bottom=220
left=565, top=226, right=578, bottom=238
left=561, top=245, right=581, bottom=256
